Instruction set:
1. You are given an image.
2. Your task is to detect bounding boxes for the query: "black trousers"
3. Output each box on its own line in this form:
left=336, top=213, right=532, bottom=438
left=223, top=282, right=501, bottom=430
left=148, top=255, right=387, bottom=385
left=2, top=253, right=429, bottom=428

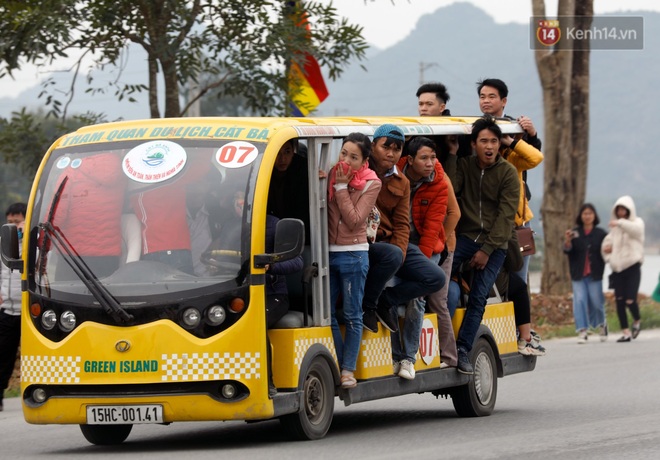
left=611, top=263, right=642, bottom=329
left=0, top=312, right=21, bottom=396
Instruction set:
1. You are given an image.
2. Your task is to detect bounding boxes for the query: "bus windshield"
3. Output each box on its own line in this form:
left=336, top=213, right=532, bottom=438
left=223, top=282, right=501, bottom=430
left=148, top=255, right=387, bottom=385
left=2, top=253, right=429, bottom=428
left=29, top=138, right=265, bottom=301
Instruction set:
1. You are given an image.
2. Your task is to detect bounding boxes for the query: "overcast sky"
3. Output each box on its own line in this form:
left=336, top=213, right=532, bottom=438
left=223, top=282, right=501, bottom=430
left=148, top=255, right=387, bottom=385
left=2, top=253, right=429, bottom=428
left=1, top=0, right=657, bottom=98
left=325, top=0, right=659, bottom=49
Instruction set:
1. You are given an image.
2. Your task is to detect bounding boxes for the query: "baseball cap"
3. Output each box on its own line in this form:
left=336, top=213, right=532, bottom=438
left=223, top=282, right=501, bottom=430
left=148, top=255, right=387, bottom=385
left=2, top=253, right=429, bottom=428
left=373, top=124, right=405, bottom=143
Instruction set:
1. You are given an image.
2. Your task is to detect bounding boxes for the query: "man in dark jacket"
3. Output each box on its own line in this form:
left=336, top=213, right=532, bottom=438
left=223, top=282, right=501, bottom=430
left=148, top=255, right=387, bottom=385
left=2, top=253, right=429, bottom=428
left=362, top=125, right=445, bottom=364
left=449, top=116, right=519, bottom=374
left=477, top=78, right=542, bottom=283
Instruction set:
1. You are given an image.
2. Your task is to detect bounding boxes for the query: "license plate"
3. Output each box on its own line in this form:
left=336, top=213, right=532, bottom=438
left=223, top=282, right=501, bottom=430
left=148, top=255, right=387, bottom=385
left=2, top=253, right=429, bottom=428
left=86, top=405, right=163, bottom=425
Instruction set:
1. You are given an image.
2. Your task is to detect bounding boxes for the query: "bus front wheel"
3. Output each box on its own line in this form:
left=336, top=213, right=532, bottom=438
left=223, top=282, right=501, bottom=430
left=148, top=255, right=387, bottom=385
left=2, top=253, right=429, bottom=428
left=80, top=424, right=133, bottom=445
left=451, top=338, right=497, bottom=417
left=280, top=357, right=334, bottom=440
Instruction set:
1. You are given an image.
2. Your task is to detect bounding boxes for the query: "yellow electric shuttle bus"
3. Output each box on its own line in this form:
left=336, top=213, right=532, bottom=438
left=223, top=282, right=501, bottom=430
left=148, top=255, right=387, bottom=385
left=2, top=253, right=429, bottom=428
left=0, top=116, right=536, bottom=445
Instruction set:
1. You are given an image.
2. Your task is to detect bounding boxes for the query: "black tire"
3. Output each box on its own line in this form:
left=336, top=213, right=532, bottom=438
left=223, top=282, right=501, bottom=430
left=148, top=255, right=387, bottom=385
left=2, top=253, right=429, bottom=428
left=80, top=424, right=133, bottom=445
left=452, top=338, right=497, bottom=417
left=280, top=357, right=334, bottom=440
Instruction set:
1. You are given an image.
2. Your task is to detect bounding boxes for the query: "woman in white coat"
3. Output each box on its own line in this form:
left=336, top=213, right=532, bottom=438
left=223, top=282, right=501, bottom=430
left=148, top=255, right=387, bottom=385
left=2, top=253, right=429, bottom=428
left=601, top=195, right=645, bottom=342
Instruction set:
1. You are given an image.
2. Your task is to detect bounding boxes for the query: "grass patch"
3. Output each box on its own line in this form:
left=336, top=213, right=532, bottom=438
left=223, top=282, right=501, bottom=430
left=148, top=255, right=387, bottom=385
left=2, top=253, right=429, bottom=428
left=532, top=294, right=660, bottom=339
left=3, top=387, right=20, bottom=398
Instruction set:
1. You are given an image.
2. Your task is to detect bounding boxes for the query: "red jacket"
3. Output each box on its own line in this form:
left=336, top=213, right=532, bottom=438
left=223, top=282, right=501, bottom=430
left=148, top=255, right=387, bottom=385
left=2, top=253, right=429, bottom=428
left=397, top=157, right=449, bottom=257
left=52, top=152, right=126, bottom=257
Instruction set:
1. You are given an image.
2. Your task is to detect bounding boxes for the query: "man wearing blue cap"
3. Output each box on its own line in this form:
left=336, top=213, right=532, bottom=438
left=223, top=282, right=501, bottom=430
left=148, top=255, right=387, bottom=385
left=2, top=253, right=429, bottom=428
left=362, top=124, right=445, bottom=380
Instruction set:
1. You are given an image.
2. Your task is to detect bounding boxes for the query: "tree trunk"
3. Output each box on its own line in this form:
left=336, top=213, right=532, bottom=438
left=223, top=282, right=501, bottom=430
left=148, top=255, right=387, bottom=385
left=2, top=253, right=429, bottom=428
left=532, top=0, right=592, bottom=294
left=162, top=58, right=181, bottom=118
left=147, top=55, right=161, bottom=118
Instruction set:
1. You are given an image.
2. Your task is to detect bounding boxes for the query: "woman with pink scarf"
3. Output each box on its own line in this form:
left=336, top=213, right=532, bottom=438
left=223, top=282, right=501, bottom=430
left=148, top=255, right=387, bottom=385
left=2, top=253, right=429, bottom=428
left=327, top=133, right=381, bottom=389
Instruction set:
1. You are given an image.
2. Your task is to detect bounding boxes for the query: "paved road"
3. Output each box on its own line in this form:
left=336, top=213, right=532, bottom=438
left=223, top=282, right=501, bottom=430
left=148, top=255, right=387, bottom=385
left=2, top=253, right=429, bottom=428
left=3, top=329, right=660, bottom=459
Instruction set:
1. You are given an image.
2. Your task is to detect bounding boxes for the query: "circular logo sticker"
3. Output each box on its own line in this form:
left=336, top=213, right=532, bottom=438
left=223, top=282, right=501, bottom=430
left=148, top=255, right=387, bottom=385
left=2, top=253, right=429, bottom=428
left=419, top=317, right=438, bottom=365
left=56, top=157, right=71, bottom=169
left=123, top=141, right=187, bottom=183
left=214, top=141, right=259, bottom=169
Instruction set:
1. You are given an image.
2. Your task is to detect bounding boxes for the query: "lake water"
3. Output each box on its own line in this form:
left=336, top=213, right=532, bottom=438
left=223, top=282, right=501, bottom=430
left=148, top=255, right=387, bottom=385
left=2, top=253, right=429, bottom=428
left=529, top=253, right=660, bottom=296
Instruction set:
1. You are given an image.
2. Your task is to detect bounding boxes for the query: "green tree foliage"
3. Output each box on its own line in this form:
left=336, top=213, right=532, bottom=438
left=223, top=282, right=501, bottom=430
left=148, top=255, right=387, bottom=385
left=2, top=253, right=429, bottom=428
left=0, top=109, right=104, bottom=179
left=0, top=0, right=368, bottom=118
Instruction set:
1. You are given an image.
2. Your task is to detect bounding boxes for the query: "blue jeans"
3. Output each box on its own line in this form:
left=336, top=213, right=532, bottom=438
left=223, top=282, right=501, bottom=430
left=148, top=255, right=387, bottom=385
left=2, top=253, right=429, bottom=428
left=380, top=244, right=445, bottom=308
left=330, top=251, right=369, bottom=372
left=362, top=242, right=403, bottom=311
left=571, top=276, right=606, bottom=331
left=447, top=279, right=460, bottom=318
left=452, top=236, right=506, bottom=353
left=391, top=299, right=426, bottom=363
left=387, top=245, right=445, bottom=364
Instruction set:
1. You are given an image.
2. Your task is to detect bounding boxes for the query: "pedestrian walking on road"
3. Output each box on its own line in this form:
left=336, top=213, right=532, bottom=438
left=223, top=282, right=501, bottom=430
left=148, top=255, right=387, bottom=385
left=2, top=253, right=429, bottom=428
left=564, top=203, right=608, bottom=344
left=602, top=196, right=645, bottom=343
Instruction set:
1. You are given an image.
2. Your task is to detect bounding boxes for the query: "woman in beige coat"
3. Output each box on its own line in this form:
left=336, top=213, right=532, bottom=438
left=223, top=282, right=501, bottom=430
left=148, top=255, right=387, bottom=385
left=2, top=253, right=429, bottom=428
left=602, top=195, right=645, bottom=342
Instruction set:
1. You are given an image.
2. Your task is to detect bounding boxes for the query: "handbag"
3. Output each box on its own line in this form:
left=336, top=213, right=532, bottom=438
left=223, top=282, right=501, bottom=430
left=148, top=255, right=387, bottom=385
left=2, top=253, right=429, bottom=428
left=361, top=180, right=380, bottom=244
left=366, top=205, right=380, bottom=244
left=515, top=184, right=536, bottom=256
left=515, top=226, right=536, bottom=256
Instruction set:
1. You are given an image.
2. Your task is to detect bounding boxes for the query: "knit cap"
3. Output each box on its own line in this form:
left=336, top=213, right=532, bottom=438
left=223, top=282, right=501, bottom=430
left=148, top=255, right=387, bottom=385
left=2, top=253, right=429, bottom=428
left=373, top=124, right=405, bottom=143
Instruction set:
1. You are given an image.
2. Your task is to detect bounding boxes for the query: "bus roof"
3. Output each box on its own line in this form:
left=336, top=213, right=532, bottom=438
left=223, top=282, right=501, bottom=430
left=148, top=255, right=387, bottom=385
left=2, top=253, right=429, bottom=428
left=54, top=116, right=524, bottom=149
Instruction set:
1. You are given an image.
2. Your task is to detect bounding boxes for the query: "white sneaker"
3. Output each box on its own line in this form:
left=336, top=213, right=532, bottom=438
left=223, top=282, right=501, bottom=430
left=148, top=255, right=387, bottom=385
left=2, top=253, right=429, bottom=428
left=518, top=338, right=546, bottom=356
left=577, top=330, right=588, bottom=344
left=600, top=322, right=608, bottom=342
left=398, top=359, right=415, bottom=380
left=392, top=360, right=400, bottom=375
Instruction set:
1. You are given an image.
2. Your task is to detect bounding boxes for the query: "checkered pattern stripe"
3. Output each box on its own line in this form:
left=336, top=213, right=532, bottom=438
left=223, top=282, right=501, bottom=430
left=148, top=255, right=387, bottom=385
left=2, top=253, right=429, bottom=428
left=483, top=315, right=517, bottom=344
left=21, top=355, right=82, bottom=384
left=361, top=335, right=392, bottom=368
left=161, top=352, right=261, bottom=382
left=294, top=337, right=337, bottom=370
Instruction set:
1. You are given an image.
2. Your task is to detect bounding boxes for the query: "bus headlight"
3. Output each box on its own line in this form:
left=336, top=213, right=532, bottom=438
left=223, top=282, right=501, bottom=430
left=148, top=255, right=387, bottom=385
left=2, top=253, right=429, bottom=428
left=32, top=387, right=48, bottom=403
left=182, top=308, right=201, bottom=328
left=41, top=310, right=57, bottom=330
left=221, top=383, right=237, bottom=399
left=59, top=310, right=77, bottom=332
left=206, top=305, right=226, bottom=326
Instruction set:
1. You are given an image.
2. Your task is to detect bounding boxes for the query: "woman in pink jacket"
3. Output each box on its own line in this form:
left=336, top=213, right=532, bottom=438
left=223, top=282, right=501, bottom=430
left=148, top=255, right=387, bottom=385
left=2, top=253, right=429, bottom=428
left=327, top=133, right=381, bottom=389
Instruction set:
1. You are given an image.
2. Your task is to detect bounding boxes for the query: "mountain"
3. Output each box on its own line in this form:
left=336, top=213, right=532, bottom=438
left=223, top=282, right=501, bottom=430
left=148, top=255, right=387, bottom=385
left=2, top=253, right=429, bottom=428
left=317, top=3, right=659, bottom=218
left=0, top=2, right=657, bottom=224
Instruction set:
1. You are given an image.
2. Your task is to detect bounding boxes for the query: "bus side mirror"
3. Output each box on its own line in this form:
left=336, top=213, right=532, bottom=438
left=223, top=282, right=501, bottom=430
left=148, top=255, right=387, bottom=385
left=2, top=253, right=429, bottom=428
left=1, top=224, right=24, bottom=273
left=254, top=218, right=305, bottom=268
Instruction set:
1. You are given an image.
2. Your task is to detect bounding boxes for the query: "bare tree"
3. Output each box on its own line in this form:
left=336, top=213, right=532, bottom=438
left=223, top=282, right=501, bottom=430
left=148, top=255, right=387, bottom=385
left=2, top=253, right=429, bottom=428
left=532, top=0, right=593, bottom=294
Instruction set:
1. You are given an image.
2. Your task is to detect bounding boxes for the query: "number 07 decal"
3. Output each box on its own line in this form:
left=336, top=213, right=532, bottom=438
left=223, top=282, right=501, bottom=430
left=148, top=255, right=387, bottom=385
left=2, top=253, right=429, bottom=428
left=215, top=141, right=259, bottom=169
left=419, top=318, right=438, bottom=365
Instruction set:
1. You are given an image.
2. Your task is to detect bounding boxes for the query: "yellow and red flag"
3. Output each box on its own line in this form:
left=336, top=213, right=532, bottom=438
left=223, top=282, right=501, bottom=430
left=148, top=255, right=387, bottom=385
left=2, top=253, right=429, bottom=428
left=287, top=1, right=329, bottom=116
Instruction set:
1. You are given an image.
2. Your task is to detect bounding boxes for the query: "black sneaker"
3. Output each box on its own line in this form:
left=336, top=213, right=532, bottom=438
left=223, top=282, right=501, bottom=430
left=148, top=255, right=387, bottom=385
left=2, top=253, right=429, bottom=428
left=363, top=309, right=379, bottom=333
left=457, top=349, right=474, bottom=375
left=376, top=305, right=399, bottom=332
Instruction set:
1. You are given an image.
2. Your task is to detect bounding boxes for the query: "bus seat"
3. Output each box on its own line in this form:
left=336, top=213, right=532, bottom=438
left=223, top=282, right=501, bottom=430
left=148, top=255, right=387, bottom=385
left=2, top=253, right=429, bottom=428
left=285, top=245, right=312, bottom=311
left=271, top=310, right=312, bottom=329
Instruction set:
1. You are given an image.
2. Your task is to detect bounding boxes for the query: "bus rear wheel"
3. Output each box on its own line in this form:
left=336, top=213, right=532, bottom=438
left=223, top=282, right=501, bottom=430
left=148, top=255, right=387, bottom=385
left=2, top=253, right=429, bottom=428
left=80, top=424, right=133, bottom=445
left=280, top=357, right=334, bottom=440
left=452, top=338, right=497, bottom=417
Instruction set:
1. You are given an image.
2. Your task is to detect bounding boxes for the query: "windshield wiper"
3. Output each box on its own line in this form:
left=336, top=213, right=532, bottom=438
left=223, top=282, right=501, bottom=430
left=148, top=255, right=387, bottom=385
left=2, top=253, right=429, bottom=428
left=38, top=176, right=134, bottom=324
